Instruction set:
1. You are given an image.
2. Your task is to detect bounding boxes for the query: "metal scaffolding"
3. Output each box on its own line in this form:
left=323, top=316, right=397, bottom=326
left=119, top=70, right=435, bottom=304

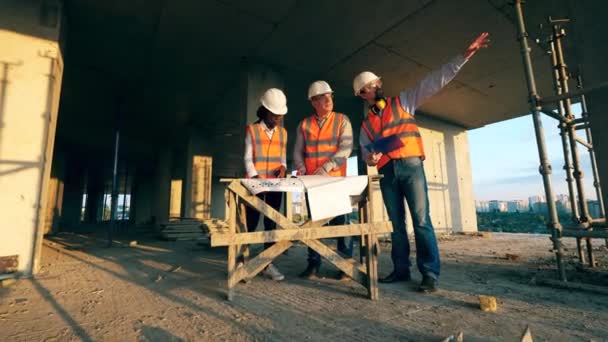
left=513, top=1, right=607, bottom=281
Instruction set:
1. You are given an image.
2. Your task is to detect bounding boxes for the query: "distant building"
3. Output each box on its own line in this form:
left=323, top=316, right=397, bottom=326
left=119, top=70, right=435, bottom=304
left=587, top=200, right=602, bottom=219
left=507, top=200, right=528, bottom=213
left=529, top=195, right=545, bottom=213
left=476, top=200, right=489, bottom=213
left=489, top=200, right=508, bottom=213
left=556, top=194, right=571, bottom=214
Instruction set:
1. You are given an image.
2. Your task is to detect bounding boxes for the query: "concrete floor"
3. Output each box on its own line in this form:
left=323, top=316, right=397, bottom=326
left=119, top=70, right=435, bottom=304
left=0, top=233, right=607, bottom=342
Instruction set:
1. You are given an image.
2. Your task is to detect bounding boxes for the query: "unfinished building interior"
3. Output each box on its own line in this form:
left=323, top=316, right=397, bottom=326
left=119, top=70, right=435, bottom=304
left=1, top=0, right=607, bottom=284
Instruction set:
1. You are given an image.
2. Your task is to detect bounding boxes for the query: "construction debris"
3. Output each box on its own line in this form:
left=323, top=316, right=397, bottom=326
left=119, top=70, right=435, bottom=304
left=441, top=331, right=463, bottom=342
left=0, top=255, right=18, bottom=274
left=479, top=295, right=498, bottom=312
left=168, top=266, right=182, bottom=273
left=520, top=326, right=533, bottom=342
left=505, top=253, right=520, bottom=261
left=0, top=278, right=16, bottom=288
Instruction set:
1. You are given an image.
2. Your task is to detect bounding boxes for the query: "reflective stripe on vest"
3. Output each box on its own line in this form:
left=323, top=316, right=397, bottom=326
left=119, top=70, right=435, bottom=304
left=362, top=97, right=425, bottom=169
left=302, top=112, right=347, bottom=176
left=248, top=123, right=286, bottom=178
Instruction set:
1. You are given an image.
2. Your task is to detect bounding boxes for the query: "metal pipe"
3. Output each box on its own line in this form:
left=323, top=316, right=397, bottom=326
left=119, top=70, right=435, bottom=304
left=514, top=1, right=566, bottom=281
left=549, top=39, right=579, bottom=222
left=571, top=117, right=586, bottom=125
left=576, top=74, right=605, bottom=219
left=552, top=23, right=591, bottom=222
left=108, top=96, right=124, bottom=247
left=575, top=137, right=593, bottom=150
left=539, top=80, right=608, bottom=105
left=108, top=128, right=119, bottom=247
left=539, top=107, right=567, bottom=122
left=575, top=124, right=589, bottom=131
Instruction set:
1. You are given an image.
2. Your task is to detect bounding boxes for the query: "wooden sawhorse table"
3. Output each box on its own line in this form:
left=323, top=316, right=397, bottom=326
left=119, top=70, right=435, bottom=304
left=208, top=176, right=391, bottom=301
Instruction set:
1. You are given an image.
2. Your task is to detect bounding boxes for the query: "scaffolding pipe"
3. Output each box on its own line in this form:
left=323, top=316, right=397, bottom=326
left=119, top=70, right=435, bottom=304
left=552, top=23, right=591, bottom=223
left=539, top=107, right=566, bottom=122
left=539, top=80, right=608, bottom=105
left=548, top=39, right=579, bottom=222
left=514, top=0, right=566, bottom=281
left=576, top=74, right=606, bottom=220
left=575, top=137, right=593, bottom=150
left=575, top=124, right=589, bottom=131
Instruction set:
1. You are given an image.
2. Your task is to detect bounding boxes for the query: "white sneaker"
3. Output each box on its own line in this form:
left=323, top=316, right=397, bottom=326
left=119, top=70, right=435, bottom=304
left=262, top=263, right=285, bottom=281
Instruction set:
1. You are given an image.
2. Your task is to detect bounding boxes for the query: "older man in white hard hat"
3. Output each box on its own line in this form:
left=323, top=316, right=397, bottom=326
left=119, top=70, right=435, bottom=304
left=243, top=88, right=289, bottom=281
left=293, top=81, right=354, bottom=279
left=353, top=33, right=490, bottom=292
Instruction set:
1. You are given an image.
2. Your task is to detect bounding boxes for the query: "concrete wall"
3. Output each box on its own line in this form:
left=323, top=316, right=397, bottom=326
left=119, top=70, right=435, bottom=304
left=417, top=115, right=477, bottom=233
left=0, top=0, right=64, bottom=274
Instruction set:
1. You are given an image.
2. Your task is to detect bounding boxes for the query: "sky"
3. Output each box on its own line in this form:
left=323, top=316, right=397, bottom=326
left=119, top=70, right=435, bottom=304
left=468, top=103, right=599, bottom=201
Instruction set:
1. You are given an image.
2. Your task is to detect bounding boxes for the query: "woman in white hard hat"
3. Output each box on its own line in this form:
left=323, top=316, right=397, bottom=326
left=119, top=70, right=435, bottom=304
left=243, top=88, right=289, bottom=281
left=354, top=33, right=490, bottom=292
left=293, top=80, right=355, bottom=279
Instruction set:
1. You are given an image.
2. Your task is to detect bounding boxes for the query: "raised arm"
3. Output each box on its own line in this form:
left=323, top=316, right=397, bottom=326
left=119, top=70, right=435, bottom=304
left=399, top=32, right=491, bottom=114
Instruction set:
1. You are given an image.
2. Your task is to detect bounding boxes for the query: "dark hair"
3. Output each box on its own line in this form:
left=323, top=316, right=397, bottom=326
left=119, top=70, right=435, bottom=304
left=256, top=105, right=271, bottom=123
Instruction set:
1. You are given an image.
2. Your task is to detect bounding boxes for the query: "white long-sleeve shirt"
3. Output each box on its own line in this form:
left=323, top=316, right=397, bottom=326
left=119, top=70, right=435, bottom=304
left=244, top=121, right=287, bottom=178
left=359, top=54, right=468, bottom=161
left=293, top=112, right=353, bottom=174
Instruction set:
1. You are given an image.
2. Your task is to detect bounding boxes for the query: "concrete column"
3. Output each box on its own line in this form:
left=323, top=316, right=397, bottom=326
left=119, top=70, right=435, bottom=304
left=154, top=148, right=172, bottom=224
left=0, top=1, right=64, bottom=275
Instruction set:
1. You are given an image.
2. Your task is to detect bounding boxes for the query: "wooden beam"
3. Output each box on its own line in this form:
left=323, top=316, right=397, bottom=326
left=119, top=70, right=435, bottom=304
left=302, top=239, right=367, bottom=286
left=231, top=241, right=293, bottom=284
left=226, top=191, right=238, bottom=301
left=211, top=222, right=392, bottom=247
left=228, top=181, right=298, bottom=230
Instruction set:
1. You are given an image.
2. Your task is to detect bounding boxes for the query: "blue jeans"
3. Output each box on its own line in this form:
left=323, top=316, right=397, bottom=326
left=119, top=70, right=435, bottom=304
left=307, top=214, right=354, bottom=266
left=379, top=157, right=440, bottom=279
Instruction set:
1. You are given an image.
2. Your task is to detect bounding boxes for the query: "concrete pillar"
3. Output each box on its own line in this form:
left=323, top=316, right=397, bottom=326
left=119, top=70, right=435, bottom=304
left=61, top=158, right=84, bottom=229
left=43, top=148, right=65, bottom=234
left=0, top=1, right=64, bottom=275
left=154, top=148, right=172, bottom=224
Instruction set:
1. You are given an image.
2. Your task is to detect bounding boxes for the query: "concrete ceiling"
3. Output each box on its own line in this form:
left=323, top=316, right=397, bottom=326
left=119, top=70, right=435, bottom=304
left=59, top=0, right=581, bottom=142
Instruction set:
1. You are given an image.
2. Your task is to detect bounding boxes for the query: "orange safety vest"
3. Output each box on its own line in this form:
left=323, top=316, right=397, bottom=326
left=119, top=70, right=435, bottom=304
left=301, top=112, right=347, bottom=177
left=247, top=122, right=287, bottom=178
left=361, top=96, right=425, bottom=169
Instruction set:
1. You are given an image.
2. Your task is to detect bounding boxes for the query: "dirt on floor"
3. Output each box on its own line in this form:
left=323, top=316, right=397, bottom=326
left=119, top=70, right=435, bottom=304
left=0, top=232, right=607, bottom=342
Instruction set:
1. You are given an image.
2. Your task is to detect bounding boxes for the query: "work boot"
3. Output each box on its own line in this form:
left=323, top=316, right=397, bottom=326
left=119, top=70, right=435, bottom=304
left=299, top=263, right=320, bottom=279
left=418, top=275, right=438, bottom=293
left=379, top=271, right=411, bottom=283
left=262, top=263, right=285, bottom=281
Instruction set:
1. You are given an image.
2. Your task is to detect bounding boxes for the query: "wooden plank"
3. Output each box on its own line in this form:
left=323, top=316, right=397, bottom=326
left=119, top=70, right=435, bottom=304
left=0, top=255, right=18, bottom=274
left=365, top=178, right=380, bottom=299
left=228, top=182, right=297, bottom=230
left=302, top=239, right=367, bottom=286
left=226, top=190, right=238, bottom=301
left=365, top=235, right=379, bottom=300
left=210, top=222, right=392, bottom=247
left=299, top=218, right=332, bottom=229
left=232, top=241, right=293, bottom=284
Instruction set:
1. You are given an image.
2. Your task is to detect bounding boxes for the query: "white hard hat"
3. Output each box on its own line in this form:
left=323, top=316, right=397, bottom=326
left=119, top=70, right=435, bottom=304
left=260, top=88, right=288, bottom=115
left=307, top=80, right=333, bottom=100
left=353, top=71, right=381, bottom=96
